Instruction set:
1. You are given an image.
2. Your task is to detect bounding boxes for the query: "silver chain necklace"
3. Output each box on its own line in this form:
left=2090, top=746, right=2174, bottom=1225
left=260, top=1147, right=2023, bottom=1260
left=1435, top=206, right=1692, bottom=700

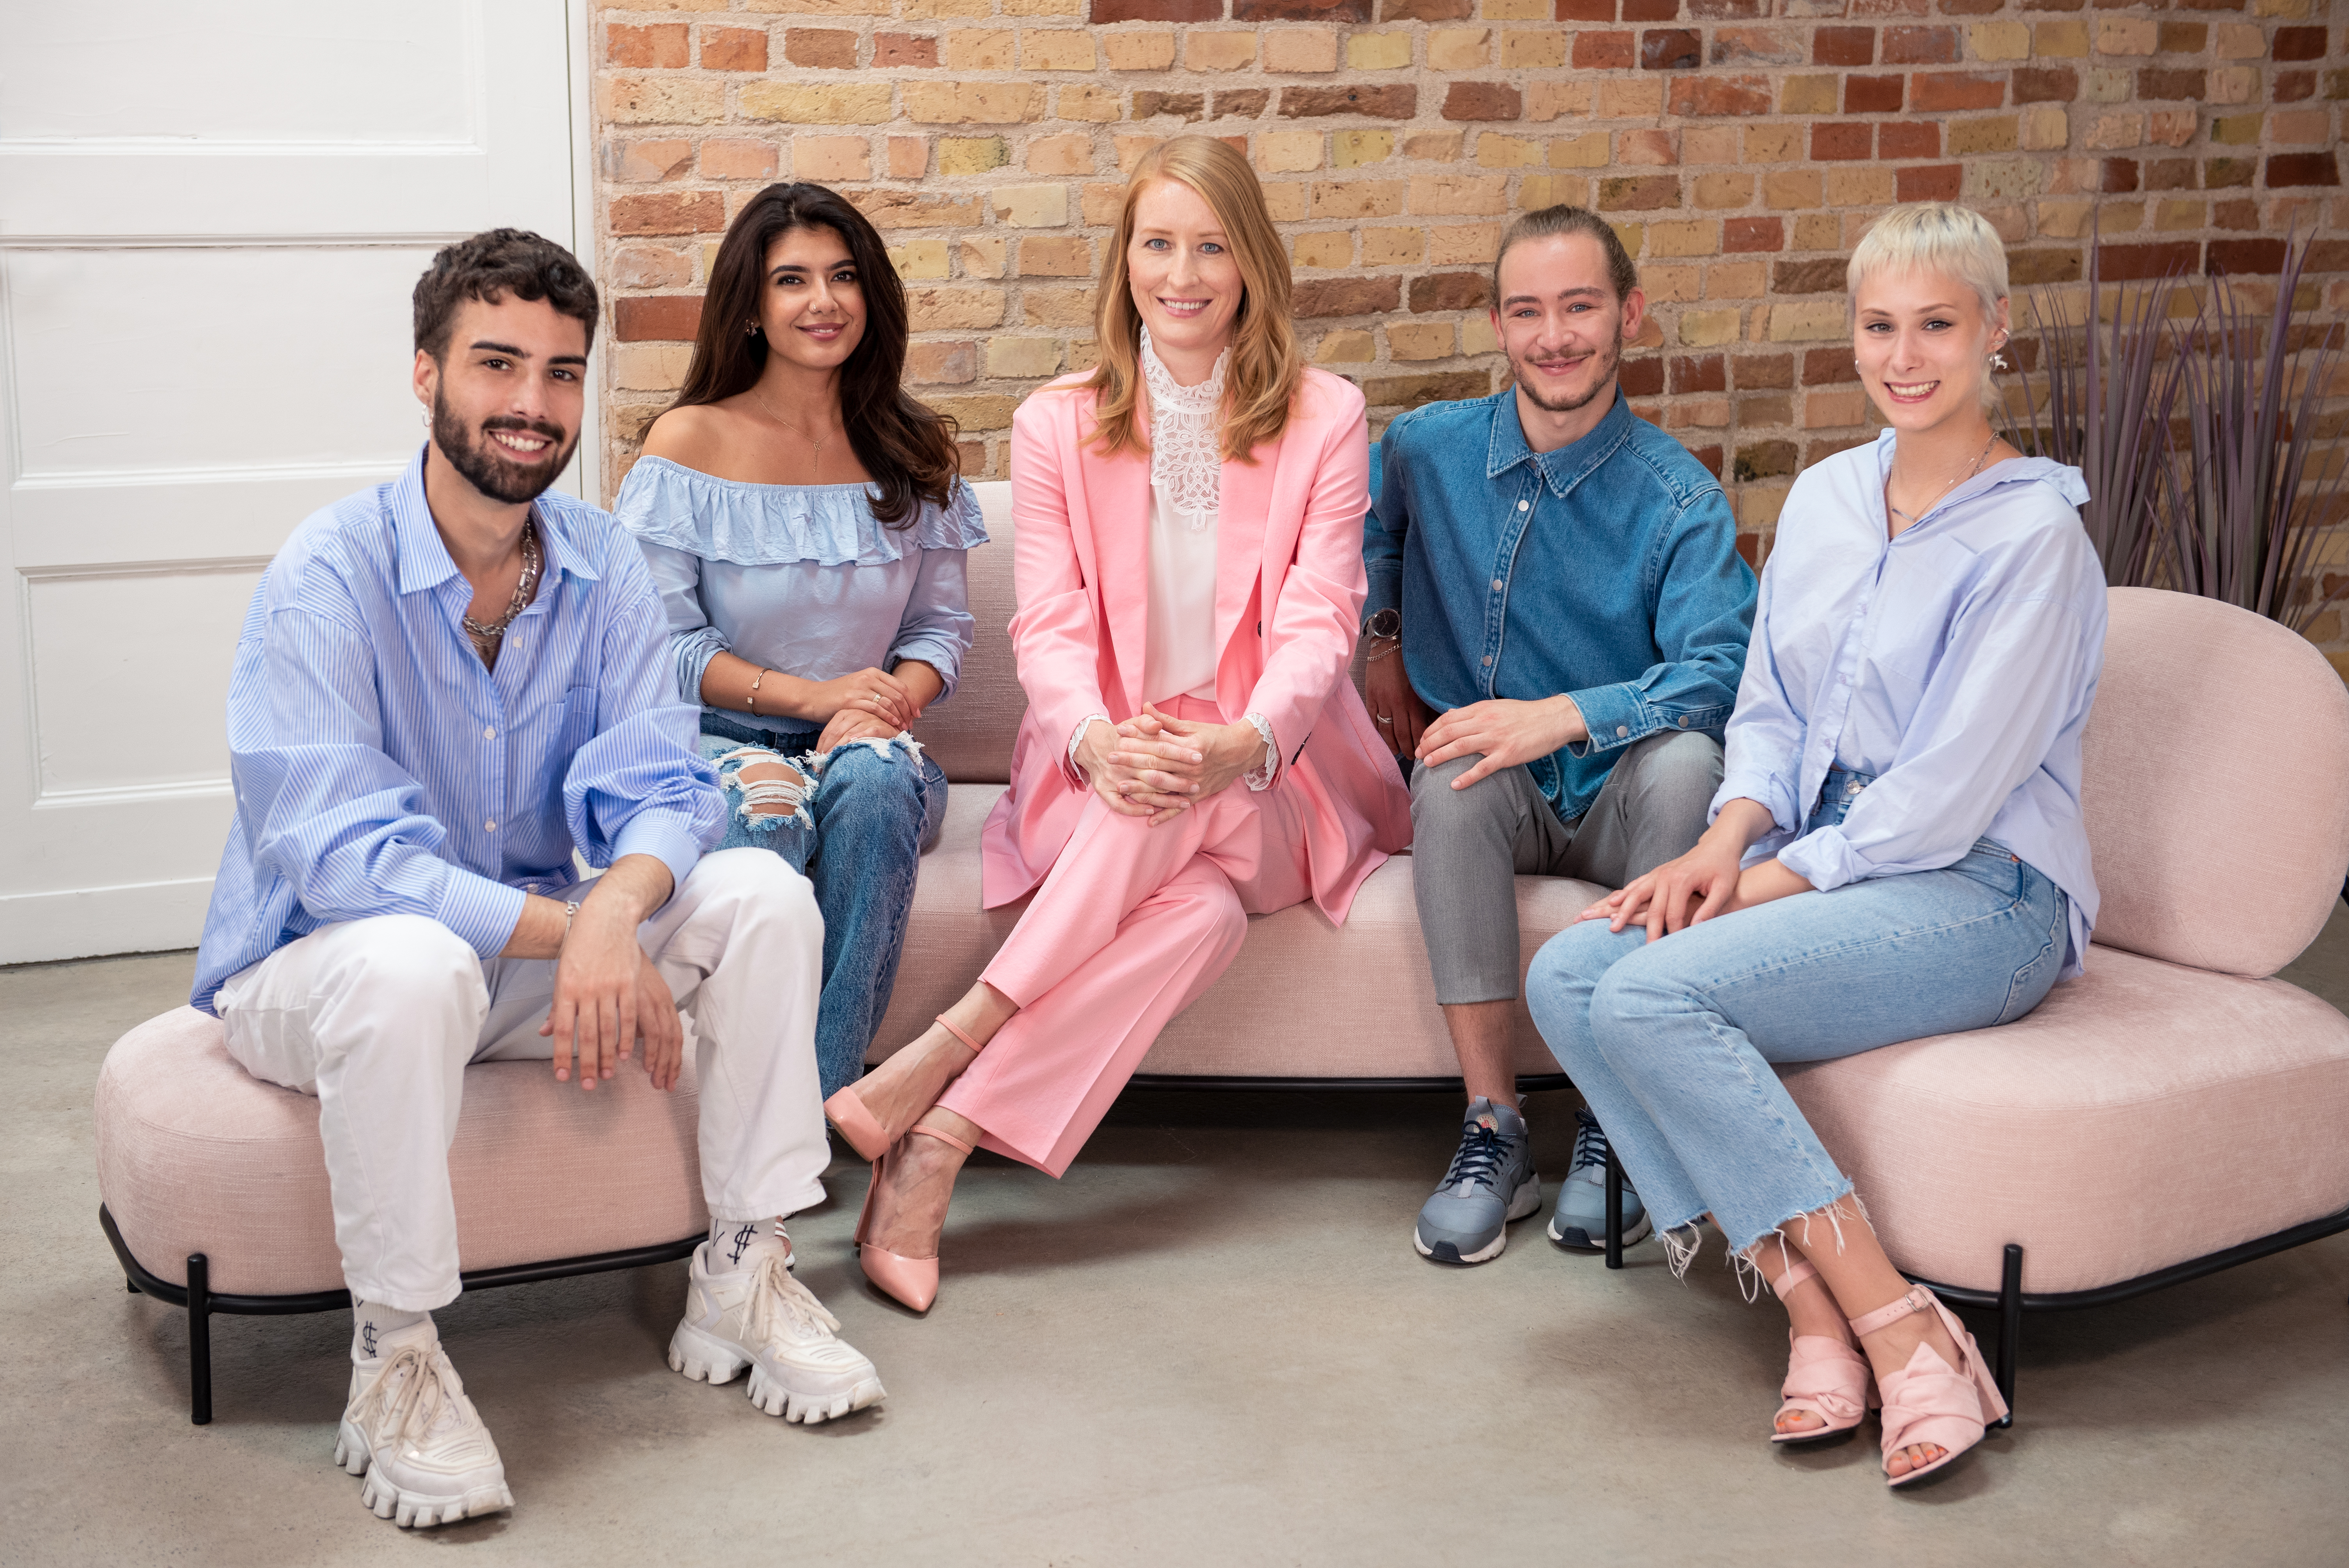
left=461, top=519, right=541, bottom=665
left=1887, top=433, right=1998, bottom=528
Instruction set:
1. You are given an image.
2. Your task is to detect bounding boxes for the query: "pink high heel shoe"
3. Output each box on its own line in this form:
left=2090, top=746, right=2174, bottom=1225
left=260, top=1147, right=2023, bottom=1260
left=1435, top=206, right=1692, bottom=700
left=1849, top=1284, right=2009, bottom=1487
left=825, top=1014, right=984, bottom=1162
left=1764, top=1257, right=1877, bottom=1445
left=852, top=1124, right=975, bottom=1314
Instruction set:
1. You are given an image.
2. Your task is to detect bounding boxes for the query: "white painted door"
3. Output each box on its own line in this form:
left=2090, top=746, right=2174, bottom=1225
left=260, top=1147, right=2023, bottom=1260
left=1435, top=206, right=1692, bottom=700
left=0, top=2, right=592, bottom=963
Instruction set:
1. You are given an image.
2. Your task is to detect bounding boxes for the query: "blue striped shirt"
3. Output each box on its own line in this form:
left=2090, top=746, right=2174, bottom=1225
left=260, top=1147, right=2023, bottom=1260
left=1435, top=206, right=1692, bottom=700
left=192, top=445, right=725, bottom=1015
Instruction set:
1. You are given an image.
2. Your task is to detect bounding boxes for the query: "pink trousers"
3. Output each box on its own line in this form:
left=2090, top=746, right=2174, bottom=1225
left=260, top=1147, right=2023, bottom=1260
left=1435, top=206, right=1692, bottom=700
left=938, top=696, right=1313, bottom=1176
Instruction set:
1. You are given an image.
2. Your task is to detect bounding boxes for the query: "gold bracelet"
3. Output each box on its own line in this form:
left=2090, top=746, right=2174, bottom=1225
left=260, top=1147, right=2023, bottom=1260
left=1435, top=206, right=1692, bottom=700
left=1365, top=637, right=1402, bottom=664
left=747, top=667, right=769, bottom=715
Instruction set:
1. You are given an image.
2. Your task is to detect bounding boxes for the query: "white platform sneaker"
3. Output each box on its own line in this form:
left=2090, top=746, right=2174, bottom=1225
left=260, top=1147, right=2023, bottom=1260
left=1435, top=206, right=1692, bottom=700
left=333, top=1320, right=513, bottom=1528
left=667, top=1238, right=885, bottom=1424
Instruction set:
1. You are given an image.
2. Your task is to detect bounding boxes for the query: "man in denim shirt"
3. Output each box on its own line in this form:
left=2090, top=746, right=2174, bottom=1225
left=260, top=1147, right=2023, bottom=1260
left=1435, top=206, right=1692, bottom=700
left=1363, top=206, right=1757, bottom=1265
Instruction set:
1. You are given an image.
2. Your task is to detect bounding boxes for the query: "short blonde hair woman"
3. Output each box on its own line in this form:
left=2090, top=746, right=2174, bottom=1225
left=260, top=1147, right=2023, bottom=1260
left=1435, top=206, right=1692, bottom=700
left=1527, top=202, right=2107, bottom=1490
left=817, top=136, right=1412, bottom=1313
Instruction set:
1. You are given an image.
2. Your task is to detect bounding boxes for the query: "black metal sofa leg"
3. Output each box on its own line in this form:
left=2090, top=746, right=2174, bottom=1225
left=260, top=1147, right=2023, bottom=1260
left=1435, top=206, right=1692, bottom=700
left=187, top=1254, right=213, bottom=1427
left=1993, top=1243, right=2021, bottom=1428
left=1604, top=1148, right=1625, bottom=1270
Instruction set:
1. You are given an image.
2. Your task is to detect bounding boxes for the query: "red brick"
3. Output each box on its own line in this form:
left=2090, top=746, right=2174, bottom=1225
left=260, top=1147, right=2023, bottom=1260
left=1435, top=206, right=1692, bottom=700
left=1280, top=85, right=1418, bottom=117
left=2100, top=159, right=2139, bottom=194
left=1641, top=28, right=1702, bottom=68
left=2267, top=152, right=2342, bottom=187
left=1938, top=0, right=2000, bottom=12
left=611, top=191, right=725, bottom=235
left=1668, top=75, right=1773, bottom=116
left=1878, top=121, right=1938, bottom=158
left=2137, top=68, right=2205, bottom=100
left=615, top=295, right=704, bottom=342
left=1554, top=0, right=1616, bottom=18
left=1733, top=352, right=1793, bottom=389
left=2208, top=239, right=2289, bottom=274
left=1296, top=276, right=1403, bottom=316
left=608, top=23, right=688, bottom=68
left=1813, top=25, right=1875, bottom=65
left=2146, top=158, right=2195, bottom=192
left=2155, top=20, right=2206, bottom=51
left=1710, top=26, right=1805, bottom=65
left=1410, top=272, right=1492, bottom=311
left=2099, top=241, right=2199, bottom=280
left=1383, top=0, right=1472, bottom=15
left=1443, top=82, right=1524, bottom=119
left=2274, top=26, right=2328, bottom=61
left=2205, top=157, right=2256, bottom=189
left=1881, top=25, right=1957, bottom=62
left=1896, top=163, right=1962, bottom=201
left=2213, top=198, right=2260, bottom=230
left=1812, top=123, right=1873, bottom=160
left=2276, top=69, right=2315, bottom=103
left=1686, top=445, right=1724, bottom=479
left=2019, top=0, right=2082, bottom=10
left=1773, top=258, right=1845, bottom=293
left=1215, top=89, right=1269, bottom=118
left=1135, top=91, right=1206, bottom=120
left=1575, top=31, right=1636, bottom=68
left=1596, top=174, right=1683, bottom=208
left=701, top=27, right=768, bottom=71
left=1622, top=0, right=1678, bottom=18
left=1236, top=0, right=1373, bottom=17
left=1620, top=357, right=1666, bottom=397
left=1090, top=0, right=1219, bottom=19
left=2008, top=249, right=2079, bottom=285
left=1723, top=216, right=1784, bottom=253
left=2013, top=66, right=2076, bottom=103
left=1363, top=369, right=1497, bottom=408
left=784, top=29, right=857, bottom=69
left=1853, top=0, right=1928, bottom=13
left=1802, top=347, right=1860, bottom=385
left=1670, top=353, right=1727, bottom=393
left=1910, top=71, right=2005, bottom=110
left=873, top=33, right=938, bottom=69
left=1845, top=73, right=1904, bottom=112
left=1686, top=0, right=1764, bottom=15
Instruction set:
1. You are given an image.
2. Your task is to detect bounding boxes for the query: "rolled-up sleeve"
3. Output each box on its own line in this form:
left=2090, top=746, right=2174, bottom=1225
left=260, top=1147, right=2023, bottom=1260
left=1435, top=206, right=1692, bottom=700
left=239, top=581, right=528, bottom=958
left=1567, top=485, right=1754, bottom=757
left=563, top=555, right=726, bottom=902
left=1777, top=532, right=2098, bottom=892
left=888, top=544, right=976, bottom=703
left=634, top=536, right=730, bottom=708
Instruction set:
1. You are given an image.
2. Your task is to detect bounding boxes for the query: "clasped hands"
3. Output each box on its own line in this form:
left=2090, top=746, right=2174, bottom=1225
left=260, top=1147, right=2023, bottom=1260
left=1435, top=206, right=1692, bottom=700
left=526, top=855, right=686, bottom=1094
left=812, top=665, right=920, bottom=752
left=1076, top=705, right=1267, bottom=827
left=1577, top=799, right=1815, bottom=941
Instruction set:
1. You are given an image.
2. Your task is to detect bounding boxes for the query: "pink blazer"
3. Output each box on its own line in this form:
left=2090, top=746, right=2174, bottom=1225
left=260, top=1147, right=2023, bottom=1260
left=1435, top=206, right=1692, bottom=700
left=979, top=366, right=1412, bottom=920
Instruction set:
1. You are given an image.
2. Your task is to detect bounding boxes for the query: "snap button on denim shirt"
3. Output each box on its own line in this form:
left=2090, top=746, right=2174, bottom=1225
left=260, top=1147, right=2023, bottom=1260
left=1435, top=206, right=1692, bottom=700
left=1364, top=390, right=1757, bottom=824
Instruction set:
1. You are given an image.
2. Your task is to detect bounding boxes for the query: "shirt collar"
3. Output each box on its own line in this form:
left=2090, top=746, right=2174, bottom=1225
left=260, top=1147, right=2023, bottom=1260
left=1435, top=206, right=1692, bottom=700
left=390, top=442, right=601, bottom=595
left=1485, top=387, right=1634, bottom=500
left=1872, top=428, right=2091, bottom=523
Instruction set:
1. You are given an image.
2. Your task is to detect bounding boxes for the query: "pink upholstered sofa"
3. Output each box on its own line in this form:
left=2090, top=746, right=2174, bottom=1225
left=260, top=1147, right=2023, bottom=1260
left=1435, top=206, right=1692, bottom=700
left=95, top=482, right=2349, bottom=1425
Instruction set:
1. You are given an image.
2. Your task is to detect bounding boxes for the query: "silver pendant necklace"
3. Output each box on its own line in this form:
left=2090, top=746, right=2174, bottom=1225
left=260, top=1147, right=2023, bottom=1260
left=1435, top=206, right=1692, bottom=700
left=1887, top=433, right=1998, bottom=529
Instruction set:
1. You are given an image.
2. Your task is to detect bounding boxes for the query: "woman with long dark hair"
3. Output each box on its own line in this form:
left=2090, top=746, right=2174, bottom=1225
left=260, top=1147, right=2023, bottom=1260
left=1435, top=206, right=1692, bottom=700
left=616, top=182, right=983, bottom=1099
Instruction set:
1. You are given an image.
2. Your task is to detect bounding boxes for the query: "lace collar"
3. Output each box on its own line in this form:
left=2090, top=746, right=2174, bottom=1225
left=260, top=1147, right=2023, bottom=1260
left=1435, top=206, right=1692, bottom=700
left=1139, top=325, right=1227, bottom=529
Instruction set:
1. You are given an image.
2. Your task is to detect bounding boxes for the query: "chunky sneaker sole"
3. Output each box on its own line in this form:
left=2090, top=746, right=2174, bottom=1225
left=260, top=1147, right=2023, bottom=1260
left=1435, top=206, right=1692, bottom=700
left=1546, top=1207, right=1654, bottom=1253
left=1414, top=1174, right=1543, bottom=1264
left=667, top=1320, right=884, bottom=1425
left=333, top=1419, right=513, bottom=1529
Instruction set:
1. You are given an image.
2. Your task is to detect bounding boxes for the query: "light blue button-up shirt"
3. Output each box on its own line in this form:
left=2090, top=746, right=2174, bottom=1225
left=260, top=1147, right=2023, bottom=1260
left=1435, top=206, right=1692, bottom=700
left=1717, top=429, right=2106, bottom=975
left=191, top=446, right=725, bottom=1015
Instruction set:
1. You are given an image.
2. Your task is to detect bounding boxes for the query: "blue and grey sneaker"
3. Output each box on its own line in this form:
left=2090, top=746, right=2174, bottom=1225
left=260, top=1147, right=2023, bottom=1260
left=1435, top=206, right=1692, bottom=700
left=1548, top=1108, right=1651, bottom=1252
left=1413, top=1098, right=1542, bottom=1264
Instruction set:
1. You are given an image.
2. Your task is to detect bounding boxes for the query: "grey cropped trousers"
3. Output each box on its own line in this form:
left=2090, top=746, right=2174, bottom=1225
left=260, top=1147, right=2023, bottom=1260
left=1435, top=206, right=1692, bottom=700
left=1408, top=730, right=1724, bottom=1005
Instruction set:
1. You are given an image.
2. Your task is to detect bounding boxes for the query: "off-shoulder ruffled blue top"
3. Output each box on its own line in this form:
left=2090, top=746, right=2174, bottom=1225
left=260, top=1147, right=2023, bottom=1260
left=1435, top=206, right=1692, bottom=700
left=614, top=456, right=989, bottom=737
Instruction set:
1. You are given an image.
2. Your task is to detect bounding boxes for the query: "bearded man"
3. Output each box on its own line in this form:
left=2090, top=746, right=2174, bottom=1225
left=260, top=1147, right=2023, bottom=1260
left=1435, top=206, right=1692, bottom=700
left=1362, top=204, right=1758, bottom=1267
left=192, top=230, right=881, bottom=1530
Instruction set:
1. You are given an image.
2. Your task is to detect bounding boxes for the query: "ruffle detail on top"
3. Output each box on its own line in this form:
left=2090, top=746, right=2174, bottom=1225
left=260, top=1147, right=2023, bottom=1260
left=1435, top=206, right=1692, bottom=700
left=614, top=456, right=988, bottom=567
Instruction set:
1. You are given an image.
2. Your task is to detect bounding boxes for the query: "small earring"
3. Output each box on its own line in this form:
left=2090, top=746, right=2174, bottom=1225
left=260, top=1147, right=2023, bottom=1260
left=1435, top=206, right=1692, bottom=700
left=745, top=321, right=762, bottom=337
left=1991, top=353, right=2010, bottom=371
left=420, top=407, right=430, bottom=429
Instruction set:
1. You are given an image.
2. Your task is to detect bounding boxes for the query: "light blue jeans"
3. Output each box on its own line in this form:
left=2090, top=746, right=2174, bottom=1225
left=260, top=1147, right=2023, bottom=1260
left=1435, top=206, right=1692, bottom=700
left=700, top=718, right=946, bottom=1099
left=1524, top=768, right=2069, bottom=1258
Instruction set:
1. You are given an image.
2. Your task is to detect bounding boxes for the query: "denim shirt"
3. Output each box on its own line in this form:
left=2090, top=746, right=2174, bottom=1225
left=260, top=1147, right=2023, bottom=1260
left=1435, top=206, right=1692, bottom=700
left=1365, top=389, right=1757, bottom=824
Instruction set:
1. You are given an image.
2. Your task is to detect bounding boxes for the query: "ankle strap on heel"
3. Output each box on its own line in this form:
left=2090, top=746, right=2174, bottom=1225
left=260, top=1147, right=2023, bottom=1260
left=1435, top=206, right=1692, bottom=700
left=1764, top=1256, right=1818, bottom=1300
left=908, top=1123, right=976, bottom=1157
left=934, top=1014, right=985, bottom=1055
left=1848, top=1284, right=1935, bottom=1339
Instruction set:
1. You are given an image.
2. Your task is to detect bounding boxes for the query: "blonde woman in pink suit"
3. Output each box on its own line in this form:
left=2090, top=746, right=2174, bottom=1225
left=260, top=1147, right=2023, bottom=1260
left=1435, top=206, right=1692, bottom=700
left=820, top=135, right=1412, bottom=1311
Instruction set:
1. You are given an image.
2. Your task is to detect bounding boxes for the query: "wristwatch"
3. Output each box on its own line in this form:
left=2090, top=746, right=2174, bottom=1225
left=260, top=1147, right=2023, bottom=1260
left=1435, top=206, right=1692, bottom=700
left=1363, top=607, right=1401, bottom=640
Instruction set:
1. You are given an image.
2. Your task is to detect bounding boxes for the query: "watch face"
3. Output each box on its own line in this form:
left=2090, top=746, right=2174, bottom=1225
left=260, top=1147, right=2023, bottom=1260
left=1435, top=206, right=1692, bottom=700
left=1368, top=608, right=1401, bottom=638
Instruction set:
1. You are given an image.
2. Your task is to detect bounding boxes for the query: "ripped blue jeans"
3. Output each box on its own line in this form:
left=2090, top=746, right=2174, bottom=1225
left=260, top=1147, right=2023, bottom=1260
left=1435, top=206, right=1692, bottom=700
left=699, top=715, right=947, bottom=1098
left=1524, top=767, right=2069, bottom=1267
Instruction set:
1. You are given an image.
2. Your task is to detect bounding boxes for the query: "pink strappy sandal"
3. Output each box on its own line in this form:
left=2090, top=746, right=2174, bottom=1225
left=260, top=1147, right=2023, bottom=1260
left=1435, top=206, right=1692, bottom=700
left=1765, top=1257, right=1877, bottom=1445
left=852, top=1123, right=975, bottom=1314
left=825, top=1014, right=985, bottom=1162
left=1849, top=1284, right=2009, bottom=1487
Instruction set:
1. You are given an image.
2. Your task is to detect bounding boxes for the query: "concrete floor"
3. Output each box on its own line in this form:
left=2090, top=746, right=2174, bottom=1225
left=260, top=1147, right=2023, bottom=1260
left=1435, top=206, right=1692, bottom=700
left=7, top=912, right=2349, bottom=1567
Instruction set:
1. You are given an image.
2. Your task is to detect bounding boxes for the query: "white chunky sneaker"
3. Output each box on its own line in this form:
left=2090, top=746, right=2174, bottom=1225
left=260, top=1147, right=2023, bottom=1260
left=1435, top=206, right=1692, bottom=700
left=333, top=1321, right=513, bottom=1528
left=668, top=1238, right=885, bottom=1424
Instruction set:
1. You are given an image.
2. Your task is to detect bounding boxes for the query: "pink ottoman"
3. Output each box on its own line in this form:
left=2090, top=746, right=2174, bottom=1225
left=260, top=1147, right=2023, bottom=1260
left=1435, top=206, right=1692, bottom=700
left=96, top=1006, right=710, bottom=1422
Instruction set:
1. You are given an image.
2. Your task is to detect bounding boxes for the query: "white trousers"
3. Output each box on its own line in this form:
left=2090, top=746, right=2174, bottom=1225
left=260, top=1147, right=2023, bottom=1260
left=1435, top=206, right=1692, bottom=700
left=216, top=848, right=829, bottom=1312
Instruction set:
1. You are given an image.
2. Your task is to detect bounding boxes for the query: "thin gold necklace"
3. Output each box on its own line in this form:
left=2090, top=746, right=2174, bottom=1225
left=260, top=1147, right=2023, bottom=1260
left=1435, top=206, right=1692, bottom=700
left=750, top=380, right=833, bottom=477
left=1887, top=433, right=1998, bottom=528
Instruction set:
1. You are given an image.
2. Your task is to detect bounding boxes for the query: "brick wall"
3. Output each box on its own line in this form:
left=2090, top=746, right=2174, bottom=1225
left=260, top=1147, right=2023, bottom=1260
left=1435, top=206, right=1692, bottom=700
left=590, top=0, right=2345, bottom=621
